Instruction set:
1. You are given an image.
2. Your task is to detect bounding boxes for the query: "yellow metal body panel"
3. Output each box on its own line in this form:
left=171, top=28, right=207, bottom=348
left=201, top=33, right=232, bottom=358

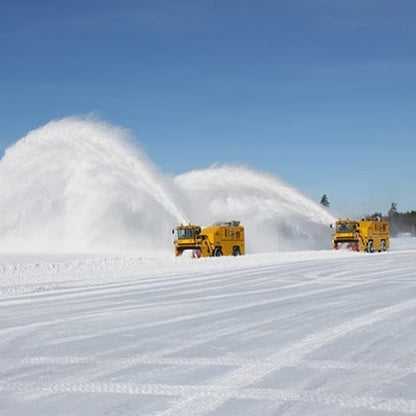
left=332, top=218, right=390, bottom=252
left=174, top=222, right=245, bottom=257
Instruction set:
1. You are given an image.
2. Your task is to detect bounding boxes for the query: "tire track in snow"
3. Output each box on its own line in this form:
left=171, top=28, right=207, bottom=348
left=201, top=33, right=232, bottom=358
left=2, top=256, right=411, bottom=359
left=38, top=278, right=379, bottom=348
left=0, top=256, right=343, bottom=305
left=2, top=251, right=416, bottom=414
left=6, top=294, right=416, bottom=415
left=1, top=274, right=393, bottom=403
left=3, top=292, right=347, bottom=402
left=0, top=262, right=361, bottom=336
left=1, top=380, right=416, bottom=415
left=156, top=298, right=416, bottom=416
left=9, top=356, right=416, bottom=376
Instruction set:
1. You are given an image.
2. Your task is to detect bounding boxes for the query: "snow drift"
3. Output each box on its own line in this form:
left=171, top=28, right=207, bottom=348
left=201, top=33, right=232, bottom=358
left=0, top=117, right=335, bottom=253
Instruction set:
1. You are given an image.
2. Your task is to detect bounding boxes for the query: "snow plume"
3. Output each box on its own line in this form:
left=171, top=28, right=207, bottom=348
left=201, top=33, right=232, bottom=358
left=175, top=166, right=336, bottom=252
left=0, top=117, right=187, bottom=252
left=0, top=117, right=335, bottom=253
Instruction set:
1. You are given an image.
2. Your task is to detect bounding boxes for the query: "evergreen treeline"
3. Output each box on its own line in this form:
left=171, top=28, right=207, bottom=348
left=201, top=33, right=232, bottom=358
left=370, top=203, right=416, bottom=237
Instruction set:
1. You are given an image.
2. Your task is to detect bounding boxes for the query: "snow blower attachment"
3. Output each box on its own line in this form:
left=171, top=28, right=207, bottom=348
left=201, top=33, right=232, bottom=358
left=332, top=218, right=389, bottom=253
left=173, top=221, right=245, bottom=257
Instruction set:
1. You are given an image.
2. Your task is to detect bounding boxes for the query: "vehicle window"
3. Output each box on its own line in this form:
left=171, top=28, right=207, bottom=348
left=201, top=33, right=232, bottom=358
left=177, top=228, right=193, bottom=239
left=336, top=223, right=354, bottom=233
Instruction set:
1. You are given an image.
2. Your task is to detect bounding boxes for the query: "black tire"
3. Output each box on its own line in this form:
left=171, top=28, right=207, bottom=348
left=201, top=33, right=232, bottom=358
left=233, top=247, right=241, bottom=256
left=367, top=241, right=374, bottom=253
left=214, top=248, right=223, bottom=257
left=381, top=240, right=387, bottom=252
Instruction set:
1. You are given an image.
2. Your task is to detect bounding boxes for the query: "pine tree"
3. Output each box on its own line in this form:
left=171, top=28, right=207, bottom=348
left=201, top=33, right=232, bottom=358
left=388, top=202, right=399, bottom=236
left=388, top=202, right=398, bottom=217
left=320, top=194, right=330, bottom=208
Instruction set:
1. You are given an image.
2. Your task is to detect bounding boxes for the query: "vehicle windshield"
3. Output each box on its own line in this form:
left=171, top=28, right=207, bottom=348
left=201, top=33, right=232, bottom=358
left=336, top=222, right=356, bottom=233
left=177, top=228, right=194, bottom=239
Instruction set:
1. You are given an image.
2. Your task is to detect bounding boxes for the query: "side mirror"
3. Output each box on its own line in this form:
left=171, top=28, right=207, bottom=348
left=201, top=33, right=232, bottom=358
left=329, top=224, right=333, bottom=228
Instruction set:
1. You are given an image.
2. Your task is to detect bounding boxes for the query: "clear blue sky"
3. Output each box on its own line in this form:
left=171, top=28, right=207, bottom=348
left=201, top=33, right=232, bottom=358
left=1, top=0, right=415, bottom=215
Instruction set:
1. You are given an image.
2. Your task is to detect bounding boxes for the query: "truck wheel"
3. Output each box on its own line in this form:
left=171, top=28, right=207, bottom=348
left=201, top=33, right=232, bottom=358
left=381, top=240, right=387, bottom=252
left=233, top=247, right=240, bottom=256
left=214, top=248, right=223, bottom=257
left=367, top=241, right=374, bottom=253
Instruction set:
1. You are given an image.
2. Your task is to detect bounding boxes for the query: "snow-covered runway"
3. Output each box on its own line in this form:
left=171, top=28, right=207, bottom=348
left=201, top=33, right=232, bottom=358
left=1, top=241, right=416, bottom=415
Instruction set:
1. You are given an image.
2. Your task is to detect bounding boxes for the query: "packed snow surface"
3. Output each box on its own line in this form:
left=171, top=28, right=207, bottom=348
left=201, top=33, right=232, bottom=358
left=0, top=117, right=334, bottom=253
left=1, top=238, right=416, bottom=415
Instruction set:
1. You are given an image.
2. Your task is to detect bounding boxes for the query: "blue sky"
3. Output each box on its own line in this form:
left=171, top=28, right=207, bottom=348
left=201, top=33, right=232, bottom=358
left=1, top=0, right=415, bottom=215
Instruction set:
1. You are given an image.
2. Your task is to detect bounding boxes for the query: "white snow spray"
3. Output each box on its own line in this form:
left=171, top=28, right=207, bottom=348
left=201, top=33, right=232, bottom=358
left=0, top=116, right=335, bottom=253
left=175, top=166, right=336, bottom=252
left=0, top=116, right=187, bottom=252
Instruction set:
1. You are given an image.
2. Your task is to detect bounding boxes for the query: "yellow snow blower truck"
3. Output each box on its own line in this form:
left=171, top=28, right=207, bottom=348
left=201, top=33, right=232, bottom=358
left=332, top=218, right=389, bottom=252
left=174, top=221, right=245, bottom=257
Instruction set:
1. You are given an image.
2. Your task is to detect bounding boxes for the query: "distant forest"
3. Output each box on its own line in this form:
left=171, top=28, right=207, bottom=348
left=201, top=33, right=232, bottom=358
left=369, top=203, right=416, bottom=237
